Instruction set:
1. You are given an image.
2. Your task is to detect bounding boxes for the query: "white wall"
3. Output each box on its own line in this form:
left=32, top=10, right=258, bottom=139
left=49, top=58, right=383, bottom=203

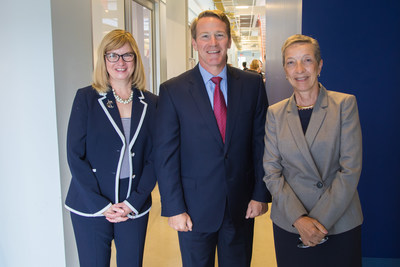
left=0, top=0, right=66, bottom=266
left=166, top=0, right=189, bottom=79
left=51, top=0, right=93, bottom=266
left=227, top=42, right=238, bottom=67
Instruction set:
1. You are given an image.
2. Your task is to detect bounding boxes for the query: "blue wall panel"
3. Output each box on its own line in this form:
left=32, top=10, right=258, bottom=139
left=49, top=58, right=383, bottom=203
left=302, top=0, right=400, bottom=260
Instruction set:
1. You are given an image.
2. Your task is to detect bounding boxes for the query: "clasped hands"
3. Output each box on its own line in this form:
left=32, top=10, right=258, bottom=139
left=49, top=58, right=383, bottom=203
left=103, top=202, right=132, bottom=223
left=168, top=200, right=268, bottom=232
left=293, top=216, right=328, bottom=247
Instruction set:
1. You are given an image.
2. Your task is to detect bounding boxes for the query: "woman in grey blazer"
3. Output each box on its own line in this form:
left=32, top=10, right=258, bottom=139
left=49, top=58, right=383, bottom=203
left=263, top=34, right=363, bottom=267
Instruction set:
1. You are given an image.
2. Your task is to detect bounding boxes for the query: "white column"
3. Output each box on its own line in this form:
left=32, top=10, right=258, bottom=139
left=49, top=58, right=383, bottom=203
left=0, top=0, right=66, bottom=266
left=265, top=0, right=302, bottom=104
left=166, top=0, right=189, bottom=79
left=51, top=0, right=94, bottom=266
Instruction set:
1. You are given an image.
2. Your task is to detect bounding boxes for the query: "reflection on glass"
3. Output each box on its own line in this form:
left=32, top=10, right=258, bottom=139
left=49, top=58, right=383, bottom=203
left=92, top=0, right=125, bottom=67
left=131, top=1, right=153, bottom=92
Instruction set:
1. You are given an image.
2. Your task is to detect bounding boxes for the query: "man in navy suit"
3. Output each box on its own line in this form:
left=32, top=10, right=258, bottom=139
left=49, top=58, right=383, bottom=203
left=155, top=10, right=270, bottom=267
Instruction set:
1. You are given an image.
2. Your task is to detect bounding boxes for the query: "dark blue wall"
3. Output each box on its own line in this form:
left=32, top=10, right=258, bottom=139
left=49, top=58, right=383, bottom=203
left=302, top=0, right=400, bottom=261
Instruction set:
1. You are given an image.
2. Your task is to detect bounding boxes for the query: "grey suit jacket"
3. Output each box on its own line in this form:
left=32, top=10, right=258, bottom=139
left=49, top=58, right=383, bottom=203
left=263, top=85, right=363, bottom=235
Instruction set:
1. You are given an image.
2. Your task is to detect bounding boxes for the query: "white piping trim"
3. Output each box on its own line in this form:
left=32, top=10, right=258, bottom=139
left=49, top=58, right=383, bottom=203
left=98, top=96, right=125, bottom=204
left=130, top=91, right=148, bottom=147
left=124, top=91, right=150, bottom=220
left=64, top=203, right=112, bottom=217
left=126, top=91, right=148, bottom=199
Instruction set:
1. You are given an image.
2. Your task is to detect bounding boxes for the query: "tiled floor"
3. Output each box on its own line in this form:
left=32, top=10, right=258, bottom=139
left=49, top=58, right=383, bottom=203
left=111, top=185, right=277, bottom=266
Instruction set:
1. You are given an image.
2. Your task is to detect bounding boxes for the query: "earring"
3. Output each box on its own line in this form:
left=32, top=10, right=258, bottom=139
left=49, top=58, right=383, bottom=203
left=318, top=73, right=321, bottom=77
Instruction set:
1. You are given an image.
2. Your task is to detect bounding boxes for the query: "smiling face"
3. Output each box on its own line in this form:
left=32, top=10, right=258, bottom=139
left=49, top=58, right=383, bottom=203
left=192, top=16, right=231, bottom=75
left=105, top=42, right=135, bottom=85
left=284, top=42, right=322, bottom=94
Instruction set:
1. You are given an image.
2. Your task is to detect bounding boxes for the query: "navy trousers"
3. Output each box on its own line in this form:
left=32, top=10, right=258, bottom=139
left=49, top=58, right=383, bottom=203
left=178, top=207, right=254, bottom=267
left=71, top=178, right=149, bottom=267
left=71, top=212, right=148, bottom=267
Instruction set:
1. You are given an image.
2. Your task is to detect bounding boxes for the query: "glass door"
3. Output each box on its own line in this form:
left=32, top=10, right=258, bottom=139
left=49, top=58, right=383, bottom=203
left=91, top=0, right=125, bottom=67
left=128, top=0, right=155, bottom=93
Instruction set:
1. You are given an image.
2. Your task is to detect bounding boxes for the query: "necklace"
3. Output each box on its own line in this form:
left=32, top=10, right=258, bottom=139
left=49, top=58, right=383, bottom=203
left=296, top=104, right=314, bottom=110
left=112, top=88, right=133, bottom=104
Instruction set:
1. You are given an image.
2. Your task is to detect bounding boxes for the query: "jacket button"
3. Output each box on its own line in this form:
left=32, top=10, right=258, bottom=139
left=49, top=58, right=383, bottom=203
left=316, top=182, right=323, bottom=188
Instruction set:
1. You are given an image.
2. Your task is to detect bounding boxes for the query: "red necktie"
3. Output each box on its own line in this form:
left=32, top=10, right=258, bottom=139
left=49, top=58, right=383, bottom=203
left=211, top=77, right=227, bottom=143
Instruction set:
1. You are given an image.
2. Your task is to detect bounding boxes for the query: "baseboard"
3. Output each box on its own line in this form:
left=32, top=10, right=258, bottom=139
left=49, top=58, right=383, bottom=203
left=362, top=257, right=400, bottom=266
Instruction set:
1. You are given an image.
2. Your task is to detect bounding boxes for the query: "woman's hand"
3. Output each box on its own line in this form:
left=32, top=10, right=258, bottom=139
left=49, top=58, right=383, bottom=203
left=293, top=216, right=328, bottom=247
left=103, top=203, right=132, bottom=223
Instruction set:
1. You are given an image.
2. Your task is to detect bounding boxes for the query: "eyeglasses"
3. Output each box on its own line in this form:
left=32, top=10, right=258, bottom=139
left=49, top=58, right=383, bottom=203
left=104, top=52, right=135, bottom=62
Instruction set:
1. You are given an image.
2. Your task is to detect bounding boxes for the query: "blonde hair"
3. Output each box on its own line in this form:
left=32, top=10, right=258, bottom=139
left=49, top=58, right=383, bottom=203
left=92, top=29, right=146, bottom=93
left=249, top=59, right=260, bottom=71
left=281, top=34, right=321, bottom=66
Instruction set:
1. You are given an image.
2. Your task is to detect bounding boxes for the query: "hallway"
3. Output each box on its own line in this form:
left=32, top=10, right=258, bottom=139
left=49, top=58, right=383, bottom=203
left=111, top=185, right=277, bottom=266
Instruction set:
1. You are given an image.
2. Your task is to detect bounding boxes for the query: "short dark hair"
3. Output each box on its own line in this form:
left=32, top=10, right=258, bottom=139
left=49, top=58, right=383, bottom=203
left=190, top=10, right=231, bottom=40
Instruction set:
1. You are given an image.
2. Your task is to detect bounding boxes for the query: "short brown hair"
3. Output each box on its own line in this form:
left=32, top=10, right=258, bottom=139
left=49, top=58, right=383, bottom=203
left=281, top=34, right=321, bottom=66
left=92, top=29, right=146, bottom=93
left=190, top=10, right=231, bottom=40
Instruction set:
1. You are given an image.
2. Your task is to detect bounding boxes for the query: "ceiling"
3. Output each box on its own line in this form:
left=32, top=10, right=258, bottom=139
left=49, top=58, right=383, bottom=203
left=189, top=0, right=266, bottom=55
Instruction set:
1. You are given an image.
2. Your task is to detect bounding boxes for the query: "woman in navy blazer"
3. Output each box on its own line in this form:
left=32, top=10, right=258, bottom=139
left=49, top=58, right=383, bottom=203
left=263, top=34, right=363, bottom=267
left=65, top=29, right=157, bottom=267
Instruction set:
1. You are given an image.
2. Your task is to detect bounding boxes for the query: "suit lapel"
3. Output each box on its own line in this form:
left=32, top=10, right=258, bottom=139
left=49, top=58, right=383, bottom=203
left=286, top=96, right=321, bottom=178
left=224, top=66, right=241, bottom=151
left=188, top=65, right=224, bottom=148
left=98, top=91, right=125, bottom=142
left=98, top=88, right=148, bottom=148
left=129, top=89, right=147, bottom=147
left=305, top=87, right=328, bottom=148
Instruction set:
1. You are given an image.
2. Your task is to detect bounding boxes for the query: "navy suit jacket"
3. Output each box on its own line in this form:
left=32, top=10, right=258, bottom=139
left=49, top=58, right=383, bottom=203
left=65, top=86, right=157, bottom=218
left=155, top=65, right=271, bottom=232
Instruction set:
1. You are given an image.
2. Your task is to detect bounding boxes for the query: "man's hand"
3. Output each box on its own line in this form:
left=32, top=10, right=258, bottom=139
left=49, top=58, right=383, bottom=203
left=168, top=212, right=193, bottom=232
left=245, top=200, right=268, bottom=219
